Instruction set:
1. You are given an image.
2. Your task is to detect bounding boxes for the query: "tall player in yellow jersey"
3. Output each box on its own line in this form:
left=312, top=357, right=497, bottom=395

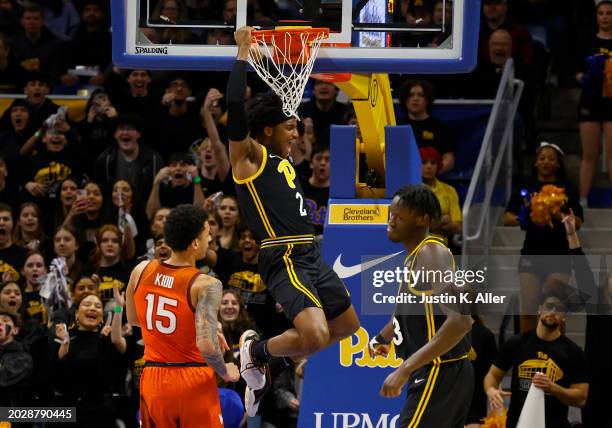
left=227, top=26, right=360, bottom=415
left=370, top=185, right=474, bottom=428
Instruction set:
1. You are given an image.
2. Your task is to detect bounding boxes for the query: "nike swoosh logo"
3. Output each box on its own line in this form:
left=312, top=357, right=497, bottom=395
left=333, top=251, right=404, bottom=279
left=414, top=378, right=425, bottom=385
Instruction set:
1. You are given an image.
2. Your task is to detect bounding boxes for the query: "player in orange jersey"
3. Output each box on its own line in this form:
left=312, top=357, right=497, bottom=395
left=126, top=204, right=240, bottom=427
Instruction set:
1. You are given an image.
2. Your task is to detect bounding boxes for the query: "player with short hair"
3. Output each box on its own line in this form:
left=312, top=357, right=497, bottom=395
left=125, top=204, right=239, bottom=427
left=227, top=26, right=360, bottom=416
left=370, top=184, right=474, bottom=427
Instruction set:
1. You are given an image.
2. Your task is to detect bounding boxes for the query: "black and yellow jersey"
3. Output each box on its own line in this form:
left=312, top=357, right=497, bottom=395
left=234, top=145, right=314, bottom=246
left=392, top=235, right=471, bottom=363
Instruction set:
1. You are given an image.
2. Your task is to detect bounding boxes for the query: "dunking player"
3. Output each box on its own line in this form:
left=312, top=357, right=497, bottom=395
left=227, top=26, right=360, bottom=415
left=125, top=205, right=240, bottom=427
left=369, top=185, right=474, bottom=427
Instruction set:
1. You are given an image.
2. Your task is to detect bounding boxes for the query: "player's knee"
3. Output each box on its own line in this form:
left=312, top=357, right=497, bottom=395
left=301, top=325, right=330, bottom=354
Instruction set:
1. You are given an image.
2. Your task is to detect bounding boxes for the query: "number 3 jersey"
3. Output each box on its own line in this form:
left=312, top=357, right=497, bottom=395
left=134, top=259, right=205, bottom=363
left=234, top=145, right=314, bottom=243
left=392, top=236, right=471, bottom=363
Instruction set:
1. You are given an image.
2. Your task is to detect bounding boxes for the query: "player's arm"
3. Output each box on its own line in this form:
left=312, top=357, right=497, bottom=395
left=194, top=276, right=239, bottom=382
left=404, top=244, right=472, bottom=368
left=126, top=261, right=149, bottom=327
left=227, top=26, right=262, bottom=180
left=368, top=320, right=394, bottom=357
left=531, top=374, right=588, bottom=408
left=484, top=364, right=511, bottom=409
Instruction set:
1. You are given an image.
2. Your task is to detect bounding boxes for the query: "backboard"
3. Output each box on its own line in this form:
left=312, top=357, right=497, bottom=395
left=111, top=0, right=480, bottom=74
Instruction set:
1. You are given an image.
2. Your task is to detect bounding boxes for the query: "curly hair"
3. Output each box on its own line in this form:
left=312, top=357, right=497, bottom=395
left=163, top=205, right=209, bottom=251
left=246, top=92, right=285, bottom=138
left=394, top=184, right=442, bottom=224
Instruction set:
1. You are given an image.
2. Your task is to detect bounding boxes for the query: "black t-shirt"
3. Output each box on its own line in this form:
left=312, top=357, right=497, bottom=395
left=299, top=100, right=349, bottom=143
left=0, top=244, right=26, bottom=281
left=494, top=331, right=588, bottom=428
left=27, top=147, right=80, bottom=193
left=159, top=182, right=194, bottom=208
left=300, top=179, right=329, bottom=236
left=506, top=178, right=583, bottom=255
left=397, top=115, right=453, bottom=156
left=576, top=34, right=612, bottom=106
left=294, top=159, right=312, bottom=183
left=216, top=251, right=291, bottom=339
left=155, top=108, right=204, bottom=160
left=201, top=171, right=235, bottom=198
left=23, top=289, right=48, bottom=326
left=91, top=261, right=133, bottom=305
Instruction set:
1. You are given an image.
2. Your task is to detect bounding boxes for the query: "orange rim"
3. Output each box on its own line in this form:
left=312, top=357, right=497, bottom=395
left=251, top=27, right=329, bottom=65
left=310, top=72, right=353, bottom=83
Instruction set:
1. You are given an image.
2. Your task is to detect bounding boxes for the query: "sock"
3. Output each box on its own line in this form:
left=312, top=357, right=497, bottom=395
left=251, top=339, right=271, bottom=364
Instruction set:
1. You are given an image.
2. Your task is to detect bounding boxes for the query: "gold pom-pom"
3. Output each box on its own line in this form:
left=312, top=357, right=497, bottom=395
left=481, top=408, right=507, bottom=428
left=530, top=184, right=568, bottom=227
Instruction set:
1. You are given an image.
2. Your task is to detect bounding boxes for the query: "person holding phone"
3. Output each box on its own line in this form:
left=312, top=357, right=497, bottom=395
left=146, top=152, right=205, bottom=219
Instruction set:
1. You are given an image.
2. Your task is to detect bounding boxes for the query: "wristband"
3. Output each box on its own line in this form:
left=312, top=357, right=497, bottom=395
left=193, top=176, right=202, bottom=184
left=114, top=305, right=123, bottom=314
left=35, top=129, right=43, bottom=139
left=374, top=333, right=391, bottom=345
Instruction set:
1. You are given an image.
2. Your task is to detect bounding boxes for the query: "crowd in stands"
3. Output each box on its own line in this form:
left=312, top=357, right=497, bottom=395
left=0, top=0, right=610, bottom=427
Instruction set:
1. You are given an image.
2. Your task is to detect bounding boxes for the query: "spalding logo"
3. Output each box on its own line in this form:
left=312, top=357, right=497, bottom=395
left=135, top=46, right=169, bottom=55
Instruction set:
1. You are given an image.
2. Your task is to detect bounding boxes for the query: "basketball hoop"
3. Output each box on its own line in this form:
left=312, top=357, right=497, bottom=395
left=248, top=27, right=329, bottom=118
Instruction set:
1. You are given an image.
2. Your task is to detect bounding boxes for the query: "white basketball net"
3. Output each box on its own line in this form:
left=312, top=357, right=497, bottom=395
left=247, top=29, right=328, bottom=119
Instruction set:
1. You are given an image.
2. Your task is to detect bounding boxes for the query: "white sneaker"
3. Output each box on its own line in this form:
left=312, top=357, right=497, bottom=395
left=244, top=367, right=271, bottom=417
left=239, top=329, right=266, bottom=390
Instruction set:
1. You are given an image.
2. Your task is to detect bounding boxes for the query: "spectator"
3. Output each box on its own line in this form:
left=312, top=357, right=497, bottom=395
left=218, top=288, right=255, bottom=357
left=0, top=0, right=20, bottom=37
left=146, top=152, right=205, bottom=219
left=300, top=143, right=329, bottom=237
left=419, top=147, right=462, bottom=243
left=110, top=179, right=149, bottom=251
left=45, top=176, right=79, bottom=236
left=479, top=0, right=535, bottom=69
left=484, top=290, right=589, bottom=428
left=504, top=142, right=583, bottom=332
left=51, top=294, right=120, bottom=427
left=272, top=360, right=300, bottom=428
left=23, top=127, right=81, bottom=209
left=299, top=78, right=349, bottom=143
left=0, top=203, right=26, bottom=282
left=0, top=32, right=20, bottom=93
left=50, top=273, right=98, bottom=328
left=156, top=75, right=205, bottom=158
left=0, top=280, right=21, bottom=316
left=52, top=225, right=83, bottom=285
left=465, top=315, right=497, bottom=428
left=104, top=69, right=162, bottom=142
left=10, top=3, right=62, bottom=78
left=9, top=72, right=60, bottom=132
left=58, top=0, right=109, bottom=87
left=94, top=115, right=164, bottom=207
left=88, top=225, right=134, bottom=305
left=398, top=79, right=455, bottom=174
left=217, top=195, right=240, bottom=251
left=197, top=87, right=233, bottom=196
left=576, top=0, right=612, bottom=207
left=12, top=202, right=49, bottom=254
left=31, top=0, right=79, bottom=41
left=77, top=89, right=118, bottom=171
left=216, top=226, right=291, bottom=339
left=21, top=251, right=47, bottom=326
left=222, top=0, right=237, bottom=24
left=291, top=117, right=314, bottom=182
left=0, top=153, right=20, bottom=210
left=67, top=181, right=107, bottom=250
left=141, top=206, right=170, bottom=260
left=0, top=311, right=33, bottom=407
left=149, top=0, right=199, bottom=44
left=0, top=99, right=35, bottom=191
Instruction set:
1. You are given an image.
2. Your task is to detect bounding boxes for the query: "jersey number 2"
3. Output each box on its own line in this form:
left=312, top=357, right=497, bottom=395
left=145, top=293, right=178, bottom=334
left=296, top=193, right=307, bottom=217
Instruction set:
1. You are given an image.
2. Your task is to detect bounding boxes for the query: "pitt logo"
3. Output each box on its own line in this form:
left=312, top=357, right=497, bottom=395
left=277, top=159, right=297, bottom=189
left=154, top=273, right=174, bottom=289
left=340, top=327, right=402, bottom=368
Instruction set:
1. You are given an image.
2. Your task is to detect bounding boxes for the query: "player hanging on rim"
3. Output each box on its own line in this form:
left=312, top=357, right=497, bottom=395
left=125, top=204, right=240, bottom=427
left=369, top=185, right=474, bottom=427
left=227, top=26, right=360, bottom=416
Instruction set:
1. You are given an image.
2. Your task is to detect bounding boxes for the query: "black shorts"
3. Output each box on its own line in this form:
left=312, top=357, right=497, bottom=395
left=399, top=359, right=474, bottom=428
left=518, top=254, right=572, bottom=280
left=578, top=95, right=612, bottom=122
left=258, top=241, right=352, bottom=321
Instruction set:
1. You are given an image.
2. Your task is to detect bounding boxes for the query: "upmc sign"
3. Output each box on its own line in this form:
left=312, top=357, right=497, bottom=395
left=297, top=124, right=422, bottom=428
left=313, top=412, right=400, bottom=428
